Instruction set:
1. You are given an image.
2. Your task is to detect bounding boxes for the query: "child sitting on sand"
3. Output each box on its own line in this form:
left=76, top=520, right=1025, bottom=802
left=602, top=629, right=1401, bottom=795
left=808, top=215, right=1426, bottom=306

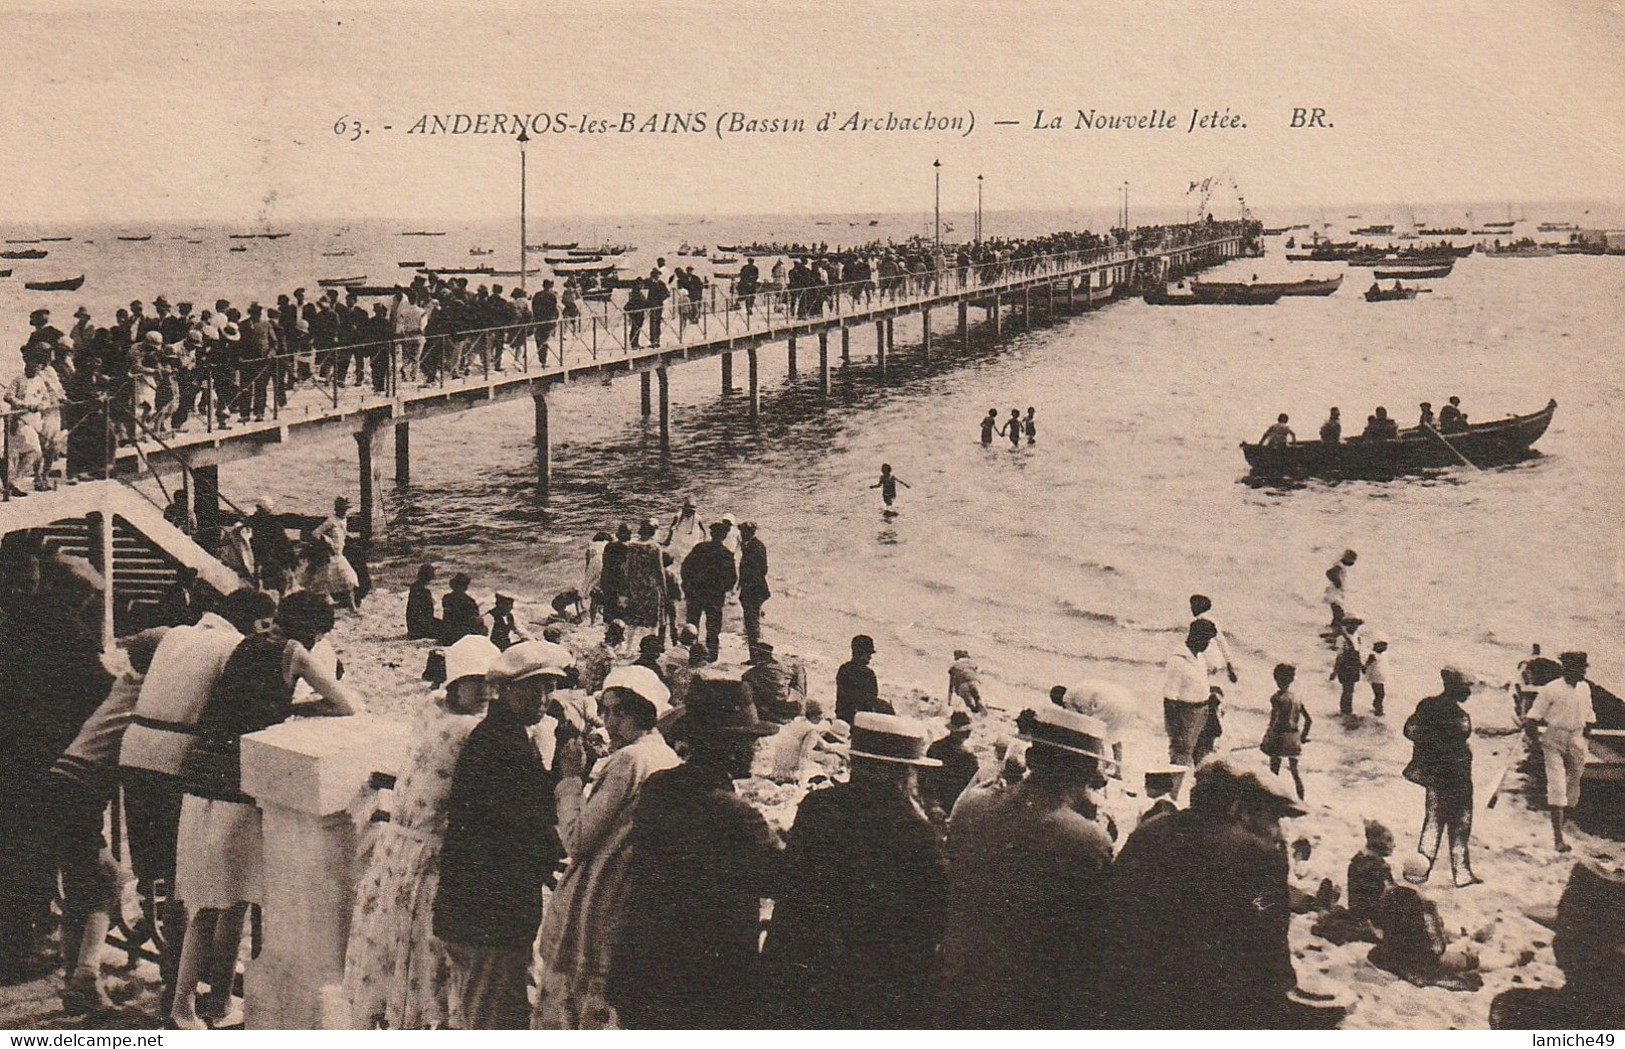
left=1262, top=663, right=1312, bottom=799
left=1311, top=820, right=1398, bottom=945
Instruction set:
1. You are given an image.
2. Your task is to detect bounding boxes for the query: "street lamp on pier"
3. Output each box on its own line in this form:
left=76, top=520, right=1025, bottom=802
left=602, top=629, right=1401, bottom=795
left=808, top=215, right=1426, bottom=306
left=976, top=174, right=983, bottom=244
left=933, top=159, right=942, bottom=251
left=518, top=128, right=530, bottom=294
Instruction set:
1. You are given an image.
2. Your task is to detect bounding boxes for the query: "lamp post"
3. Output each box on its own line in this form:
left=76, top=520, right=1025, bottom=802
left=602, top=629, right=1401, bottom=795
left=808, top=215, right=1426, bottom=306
left=976, top=174, right=983, bottom=244
left=518, top=128, right=530, bottom=294
left=933, top=159, right=942, bottom=251
left=1121, top=180, right=1130, bottom=231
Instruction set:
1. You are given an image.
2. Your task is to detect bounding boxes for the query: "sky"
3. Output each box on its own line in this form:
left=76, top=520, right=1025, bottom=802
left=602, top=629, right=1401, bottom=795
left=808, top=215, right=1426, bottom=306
left=1, top=0, right=1621, bottom=224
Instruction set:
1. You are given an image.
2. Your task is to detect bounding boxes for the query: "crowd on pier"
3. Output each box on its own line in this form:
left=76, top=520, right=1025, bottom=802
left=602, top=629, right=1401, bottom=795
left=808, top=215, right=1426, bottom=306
left=2, top=218, right=1259, bottom=494
left=0, top=478, right=1618, bottom=1032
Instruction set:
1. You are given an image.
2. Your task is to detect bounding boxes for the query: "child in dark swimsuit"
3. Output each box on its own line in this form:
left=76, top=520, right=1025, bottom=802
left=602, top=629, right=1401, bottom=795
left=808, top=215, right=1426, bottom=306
left=979, top=408, right=998, bottom=446
left=870, top=463, right=911, bottom=507
left=1024, top=407, right=1037, bottom=445
left=1002, top=408, right=1022, bottom=448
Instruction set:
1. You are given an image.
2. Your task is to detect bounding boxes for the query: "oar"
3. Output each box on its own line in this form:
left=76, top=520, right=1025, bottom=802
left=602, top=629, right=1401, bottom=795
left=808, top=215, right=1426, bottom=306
left=1422, top=423, right=1482, bottom=470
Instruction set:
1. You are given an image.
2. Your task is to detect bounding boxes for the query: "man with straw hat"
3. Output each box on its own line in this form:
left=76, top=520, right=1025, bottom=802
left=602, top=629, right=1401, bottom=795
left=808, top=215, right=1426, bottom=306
left=763, top=712, right=948, bottom=1029
left=607, top=675, right=781, bottom=1029
left=434, top=641, right=571, bottom=1029
left=939, top=707, right=1117, bottom=1028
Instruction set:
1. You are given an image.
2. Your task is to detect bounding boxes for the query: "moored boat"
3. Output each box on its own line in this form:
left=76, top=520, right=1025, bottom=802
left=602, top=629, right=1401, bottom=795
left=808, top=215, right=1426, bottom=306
left=398, top=260, right=425, bottom=268
left=0, top=269, right=12, bottom=278
left=1186, top=280, right=1288, bottom=305
left=1419, top=227, right=1467, bottom=236
left=401, top=230, right=447, bottom=237
left=317, top=275, right=367, bottom=287
left=1275, top=274, right=1344, bottom=297
left=1374, top=264, right=1452, bottom=279
left=1364, top=284, right=1420, bottom=301
left=25, top=275, right=85, bottom=291
left=1242, top=399, right=1556, bottom=479
left=1351, top=224, right=1395, bottom=236
left=229, top=246, right=249, bottom=252
left=0, top=249, right=47, bottom=260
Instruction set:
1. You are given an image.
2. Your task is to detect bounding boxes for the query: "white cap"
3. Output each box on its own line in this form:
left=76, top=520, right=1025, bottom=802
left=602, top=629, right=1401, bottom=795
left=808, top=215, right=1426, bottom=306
left=602, top=665, right=671, bottom=718
left=444, top=635, right=501, bottom=685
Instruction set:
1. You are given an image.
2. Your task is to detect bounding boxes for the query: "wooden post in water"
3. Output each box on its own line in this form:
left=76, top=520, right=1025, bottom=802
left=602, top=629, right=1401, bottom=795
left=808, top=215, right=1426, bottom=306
left=875, top=320, right=886, bottom=376
left=721, top=352, right=733, bottom=395
left=841, top=325, right=851, bottom=364
left=886, top=319, right=896, bottom=350
left=192, top=464, right=222, bottom=536
left=354, top=418, right=386, bottom=539
left=992, top=292, right=1003, bottom=337
left=1048, top=282, right=1056, bottom=314
left=958, top=300, right=968, bottom=341
left=532, top=391, right=550, bottom=504
left=657, top=367, right=670, bottom=450
left=748, top=347, right=759, bottom=421
left=1024, top=287, right=1032, bottom=326
left=787, top=336, right=797, bottom=380
left=818, top=331, right=830, bottom=394
left=394, top=422, right=410, bottom=484
left=922, top=308, right=932, bottom=361
left=640, top=371, right=651, bottom=417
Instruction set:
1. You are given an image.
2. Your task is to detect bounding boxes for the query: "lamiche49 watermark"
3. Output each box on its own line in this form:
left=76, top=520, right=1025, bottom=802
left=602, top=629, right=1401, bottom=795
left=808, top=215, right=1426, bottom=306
left=1531, top=1035, right=1616, bottom=1047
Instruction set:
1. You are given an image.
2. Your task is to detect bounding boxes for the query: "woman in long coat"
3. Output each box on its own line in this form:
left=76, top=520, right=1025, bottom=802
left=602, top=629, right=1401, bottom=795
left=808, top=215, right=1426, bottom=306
left=1402, top=667, right=1481, bottom=887
left=533, top=668, right=679, bottom=1029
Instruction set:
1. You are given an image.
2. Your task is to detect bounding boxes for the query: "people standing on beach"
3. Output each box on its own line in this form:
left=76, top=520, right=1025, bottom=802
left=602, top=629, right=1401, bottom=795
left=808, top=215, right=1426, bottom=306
left=871, top=463, right=910, bottom=508
left=1189, top=594, right=1238, bottom=685
left=736, top=521, right=769, bottom=647
left=1524, top=651, right=1596, bottom=853
left=607, top=678, right=781, bottom=1029
left=836, top=634, right=891, bottom=726
left=311, top=496, right=361, bottom=612
left=1162, top=619, right=1218, bottom=767
left=1261, top=663, right=1312, bottom=800
left=534, top=666, right=678, bottom=1029
left=1402, top=667, right=1482, bottom=887
left=434, top=641, right=569, bottom=1029
left=679, top=523, right=736, bottom=661
left=620, top=521, right=668, bottom=648
left=599, top=525, right=631, bottom=623
left=343, top=634, right=496, bottom=1030
left=764, top=712, right=948, bottom=1029
left=1364, top=635, right=1390, bottom=716
left=1324, top=549, right=1358, bottom=632
left=169, top=591, right=358, bottom=1029
left=921, top=710, right=980, bottom=829
left=940, top=706, right=1115, bottom=1027
left=1000, top=408, right=1023, bottom=449
left=979, top=408, right=998, bottom=446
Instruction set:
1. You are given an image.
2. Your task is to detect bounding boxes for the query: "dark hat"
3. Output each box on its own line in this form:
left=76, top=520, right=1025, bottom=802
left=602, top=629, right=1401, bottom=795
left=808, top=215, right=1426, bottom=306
left=847, top=712, right=941, bottom=766
left=29, top=307, right=50, bottom=321
left=1559, top=651, right=1589, bottom=672
left=450, top=571, right=472, bottom=588
left=680, top=671, right=777, bottom=737
left=947, top=710, right=972, bottom=732
left=851, top=634, right=875, bottom=654
left=153, top=295, right=170, bottom=308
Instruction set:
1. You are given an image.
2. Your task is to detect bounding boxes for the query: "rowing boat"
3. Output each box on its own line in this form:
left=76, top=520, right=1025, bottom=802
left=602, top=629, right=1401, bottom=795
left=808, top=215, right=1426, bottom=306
left=1373, top=264, right=1452, bottom=279
left=1186, top=280, right=1288, bottom=305
left=25, top=275, right=85, bottom=292
left=1364, top=285, right=1419, bottom=301
left=317, top=275, right=367, bottom=287
left=1242, top=399, right=1556, bottom=479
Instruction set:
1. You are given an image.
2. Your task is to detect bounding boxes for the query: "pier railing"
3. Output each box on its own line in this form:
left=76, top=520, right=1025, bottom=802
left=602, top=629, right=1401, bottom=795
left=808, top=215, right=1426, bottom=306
left=1, top=233, right=1241, bottom=492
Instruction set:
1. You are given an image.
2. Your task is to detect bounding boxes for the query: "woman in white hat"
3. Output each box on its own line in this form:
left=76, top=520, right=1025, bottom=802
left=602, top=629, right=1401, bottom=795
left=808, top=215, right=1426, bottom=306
left=343, top=634, right=499, bottom=1029
left=534, top=665, right=680, bottom=1029
left=310, top=495, right=361, bottom=611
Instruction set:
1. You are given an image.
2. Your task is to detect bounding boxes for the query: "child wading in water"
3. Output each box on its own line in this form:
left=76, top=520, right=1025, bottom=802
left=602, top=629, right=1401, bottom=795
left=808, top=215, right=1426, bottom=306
left=1024, top=406, right=1037, bottom=445
left=1363, top=635, right=1389, bottom=716
left=1262, top=662, right=1313, bottom=799
left=871, top=463, right=911, bottom=508
left=1001, top=408, right=1023, bottom=449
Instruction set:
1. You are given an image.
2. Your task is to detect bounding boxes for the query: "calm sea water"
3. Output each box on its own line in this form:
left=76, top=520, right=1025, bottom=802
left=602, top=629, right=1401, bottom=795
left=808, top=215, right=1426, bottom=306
left=5, top=211, right=1622, bottom=712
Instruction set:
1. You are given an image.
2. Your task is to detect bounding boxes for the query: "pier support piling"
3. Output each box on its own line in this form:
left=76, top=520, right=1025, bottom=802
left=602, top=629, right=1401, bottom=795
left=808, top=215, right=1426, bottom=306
left=532, top=392, right=550, bottom=504
left=922, top=308, right=932, bottom=360
left=992, top=293, right=1003, bottom=337
left=841, top=326, right=851, bottom=364
left=787, top=336, right=797, bottom=380
left=192, top=464, right=222, bottom=536
left=721, top=352, right=733, bottom=395
left=354, top=418, right=386, bottom=540
left=958, top=301, right=968, bottom=341
left=657, top=368, right=670, bottom=450
left=876, top=321, right=887, bottom=376
left=748, top=347, right=759, bottom=421
left=886, top=319, right=895, bottom=350
left=818, top=331, right=830, bottom=394
left=640, top=371, right=651, bottom=416
left=393, top=422, right=410, bottom=484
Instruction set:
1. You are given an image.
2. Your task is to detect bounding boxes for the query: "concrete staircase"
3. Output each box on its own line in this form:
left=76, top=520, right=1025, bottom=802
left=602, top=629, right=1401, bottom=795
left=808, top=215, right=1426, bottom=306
left=0, top=481, right=243, bottom=636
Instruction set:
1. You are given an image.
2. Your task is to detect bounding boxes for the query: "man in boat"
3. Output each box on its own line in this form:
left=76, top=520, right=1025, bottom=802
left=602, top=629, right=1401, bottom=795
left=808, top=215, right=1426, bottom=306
left=1259, top=414, right=1296, bottom=447
left=1368, top=280, right=1381, bottom=298
left=1362, top=407, right=1399, bottom=440
left=1319, top=407, right=1341, bottom=444
left=1418, top=403, right=1436, bottom=430
left=1439, top=396, right=1468, bottom=434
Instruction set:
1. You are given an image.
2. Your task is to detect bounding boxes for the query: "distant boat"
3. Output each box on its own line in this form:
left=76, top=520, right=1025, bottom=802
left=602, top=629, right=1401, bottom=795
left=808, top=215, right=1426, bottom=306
left=398, top=260, right=425, bottom=268
left=1373, top=263, right=1453, bottom=279
left=229, top=246, right=249, bottom=252
left=1274, top=274, right=1344, bottom=297
left=1351, top=224, right=1395, bottom=236
left=0, top=269, right=11, bottom=278
left=323, top=249, right=355, bottom=257
left=540, top=241, right=578, bottom=250
left=4, top=238, right=42, bottom=244
left=1537, top=222, right=1579, bottom=232
left=25, top=275, right=85, bottom=292
left=420, top=265, right=493, bottom=275
left=469, top=247, right=495, bottom=256
left=117, top=235, right=153, bottom=242
left=868, top=220, right=880, bottom=226
left=1364, top=284, right=1420, bottom=301
left=1419, top=227, right=1467, bottom=236
left=401, top=230, right=447, bottom=237
left=1482, top=241, right=1557, bottom=258
left=1183, top=281, right=1287, bottom=305
left=1482, top=220, right=1515, bottom=229
left=0, top=249, right=47, bottom=260
left=39, top=236, right=70, bottom=243
left=186, top=239, right=204, bottom=245
left=262, top=232, right=290, bottom=239
left=317, top=275, right=367, bottom=287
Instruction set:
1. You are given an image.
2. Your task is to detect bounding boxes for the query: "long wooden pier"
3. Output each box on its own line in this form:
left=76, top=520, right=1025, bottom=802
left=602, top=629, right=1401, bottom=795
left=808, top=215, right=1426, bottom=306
left=94, top=233, right=1245, bottom=536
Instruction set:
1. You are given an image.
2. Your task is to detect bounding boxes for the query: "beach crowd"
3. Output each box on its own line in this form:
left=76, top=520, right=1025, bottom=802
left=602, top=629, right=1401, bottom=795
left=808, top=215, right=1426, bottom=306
left=0, top=480, right=1618, bottom=1032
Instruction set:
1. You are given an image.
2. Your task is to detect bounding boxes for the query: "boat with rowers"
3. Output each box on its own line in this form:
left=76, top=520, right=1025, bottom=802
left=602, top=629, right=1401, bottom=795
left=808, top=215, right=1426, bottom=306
left=117, top=235, right=153, bottom=242
left=1482, top=240, right=1557, bottom=258
left=1420, top=226, right=1467, bottom=236
left=1242, top=399, right=1556, bottom=479
left=1187, top=279, right=1295, bottom=304
left=0, top=249, right=47, bottom=260
left=1364, top=283, right=1421, bottom=301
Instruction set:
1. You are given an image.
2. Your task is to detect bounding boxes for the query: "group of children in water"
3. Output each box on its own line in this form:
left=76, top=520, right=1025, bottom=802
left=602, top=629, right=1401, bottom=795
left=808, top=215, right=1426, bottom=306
left=980, top=407, right=1037, bottom=448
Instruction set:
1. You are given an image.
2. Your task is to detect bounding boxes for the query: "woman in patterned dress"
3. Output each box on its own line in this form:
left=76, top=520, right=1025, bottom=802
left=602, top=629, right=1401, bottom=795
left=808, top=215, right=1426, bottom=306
left=343, top=635, right=499, bottom=1028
